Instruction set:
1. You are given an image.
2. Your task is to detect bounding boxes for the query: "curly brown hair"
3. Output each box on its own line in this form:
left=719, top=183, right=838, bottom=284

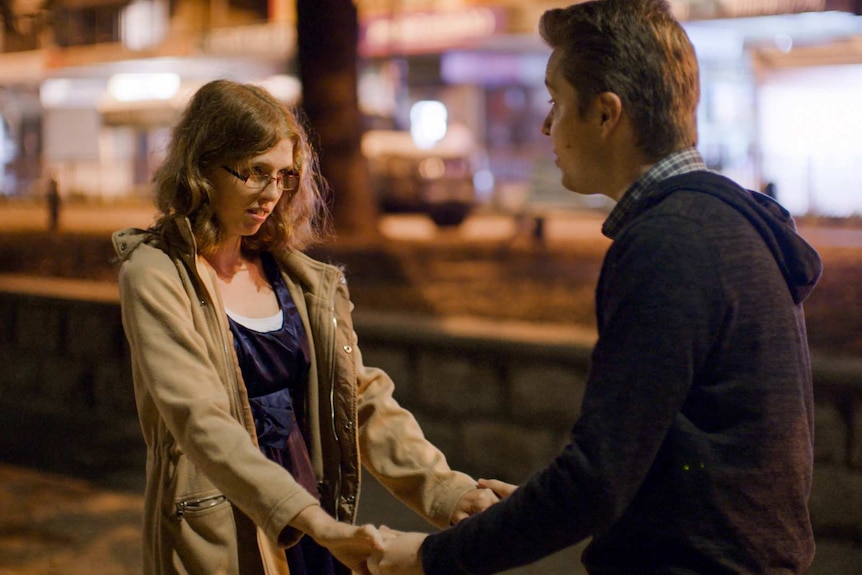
left=152, top=79, right=331, bottom=254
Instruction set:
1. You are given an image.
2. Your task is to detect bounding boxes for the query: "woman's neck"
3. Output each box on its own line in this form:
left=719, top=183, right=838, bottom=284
left=204, top=240, right=249, bottom=280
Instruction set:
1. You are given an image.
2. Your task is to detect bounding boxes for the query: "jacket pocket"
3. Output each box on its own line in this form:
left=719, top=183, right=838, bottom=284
left=175, top=493, right=228, bottom=519
left=164, top=492, right=238, bottom=575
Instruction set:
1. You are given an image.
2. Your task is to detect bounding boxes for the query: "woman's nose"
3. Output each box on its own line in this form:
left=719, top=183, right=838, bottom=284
left=260, top=178, right=283, bottom=200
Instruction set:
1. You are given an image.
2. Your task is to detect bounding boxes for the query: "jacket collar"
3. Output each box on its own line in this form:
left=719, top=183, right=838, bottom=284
left=113, top=217, right=345, bottom=301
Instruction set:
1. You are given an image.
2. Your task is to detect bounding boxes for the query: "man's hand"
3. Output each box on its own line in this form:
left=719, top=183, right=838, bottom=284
left=477, top=478, right=518, bottom=499
left=368, top=527, right=427, bottom=575
left=450, top=486, right=499, bottom=524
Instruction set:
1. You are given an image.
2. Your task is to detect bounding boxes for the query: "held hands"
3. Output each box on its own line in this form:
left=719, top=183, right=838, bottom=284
left=317, top=522, right=383, bottom=575
left=449, top=478, right=517, bottom=524
left=450, top=485, right=498, bottom=524
left=368, top=478, right=519, bottom=575
left=292, top=478, right=519, bottom=574
left=477, top=477, right=518, bottom=499
left=368, top=526, right=427, bottom=575
left=292, top=506, right=383, bottom=575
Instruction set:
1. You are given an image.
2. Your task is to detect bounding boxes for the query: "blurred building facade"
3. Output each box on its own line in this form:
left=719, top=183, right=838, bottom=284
left=0, top=0, right=861, bottom=216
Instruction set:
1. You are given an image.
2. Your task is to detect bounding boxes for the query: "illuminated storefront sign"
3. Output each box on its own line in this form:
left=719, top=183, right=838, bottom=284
left=202, top=22, right=296, bottom=57
left=674, top=0, right=860, bottom=19
left=360, top=7, right=504, bottom=57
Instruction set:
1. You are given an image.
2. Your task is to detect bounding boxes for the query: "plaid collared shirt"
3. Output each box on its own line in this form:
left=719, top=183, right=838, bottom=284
left=602, top=148, right=708, bottom=239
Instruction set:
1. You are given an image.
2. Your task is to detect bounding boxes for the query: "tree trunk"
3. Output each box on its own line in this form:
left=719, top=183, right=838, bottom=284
left=296, top=0, right=379, bottom=241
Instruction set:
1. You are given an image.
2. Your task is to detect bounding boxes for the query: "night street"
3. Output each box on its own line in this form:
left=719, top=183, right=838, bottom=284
left=2, top=0, right=862, bottom=572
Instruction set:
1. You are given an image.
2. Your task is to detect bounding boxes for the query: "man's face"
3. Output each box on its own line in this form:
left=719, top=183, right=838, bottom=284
left=541, top=50, right=608, bottom=197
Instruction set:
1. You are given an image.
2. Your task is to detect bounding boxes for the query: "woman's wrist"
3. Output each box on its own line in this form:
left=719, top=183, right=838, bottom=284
left=290, top=504, right=334, bottom=541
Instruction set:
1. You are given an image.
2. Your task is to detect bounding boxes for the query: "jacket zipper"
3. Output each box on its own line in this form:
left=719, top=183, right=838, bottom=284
left=329, top=307, right=342, bottom=519
left=175, top=494, right=227, bottom=519
left=194, top=262, right=245, bottom=422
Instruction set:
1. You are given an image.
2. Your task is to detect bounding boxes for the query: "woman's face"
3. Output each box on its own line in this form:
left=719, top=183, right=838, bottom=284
left=209, top=138, right=296, bottom=243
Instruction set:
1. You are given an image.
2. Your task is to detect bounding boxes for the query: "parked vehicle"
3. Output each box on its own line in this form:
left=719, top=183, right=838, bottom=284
left=361, top=125, right=479, bottom=227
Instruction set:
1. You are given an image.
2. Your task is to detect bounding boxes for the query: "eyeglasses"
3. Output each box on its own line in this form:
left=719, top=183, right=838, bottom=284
left=221, top=165, right=300, bottom=194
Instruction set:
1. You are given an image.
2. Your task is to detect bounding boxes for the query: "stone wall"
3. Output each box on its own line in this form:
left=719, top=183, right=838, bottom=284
left=0, top=280, right=860, bottom=571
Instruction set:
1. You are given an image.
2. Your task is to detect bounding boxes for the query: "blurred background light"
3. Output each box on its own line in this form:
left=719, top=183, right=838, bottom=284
left=121, top=0, right=169, bottom=51
left=410, top=100, right=448, bottom=149
left=418, top=157, right=445, bottom=180
left=254, top=75, right=302, bottom=104
left=40, top=78, right=106, bottom=108
left=107, top=73, right=181, bottom=102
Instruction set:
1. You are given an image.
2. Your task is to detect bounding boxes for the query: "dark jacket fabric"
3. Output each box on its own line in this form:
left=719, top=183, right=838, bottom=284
left=421, top=171, right=822, bottom=575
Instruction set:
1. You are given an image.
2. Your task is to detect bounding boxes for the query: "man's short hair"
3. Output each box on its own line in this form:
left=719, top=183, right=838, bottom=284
left=540, top=0, right=700, bottom=160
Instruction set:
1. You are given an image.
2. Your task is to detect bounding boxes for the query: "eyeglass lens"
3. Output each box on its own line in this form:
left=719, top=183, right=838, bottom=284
left=247, top=172, right=299, bottom=192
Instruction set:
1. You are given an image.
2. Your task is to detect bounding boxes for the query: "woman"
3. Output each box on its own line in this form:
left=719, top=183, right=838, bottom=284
left=112, top=79, right=495, bottom=575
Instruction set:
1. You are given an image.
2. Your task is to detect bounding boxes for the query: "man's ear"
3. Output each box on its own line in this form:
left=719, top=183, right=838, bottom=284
left=596, top=92, right=623, bottom=133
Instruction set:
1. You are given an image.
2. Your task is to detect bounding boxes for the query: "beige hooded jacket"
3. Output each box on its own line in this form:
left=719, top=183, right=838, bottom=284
left=112, top=218, right=476, bottom=575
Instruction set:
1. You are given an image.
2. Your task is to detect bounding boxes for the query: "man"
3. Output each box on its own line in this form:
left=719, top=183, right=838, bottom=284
left=370, top=0, right=822, bottom=574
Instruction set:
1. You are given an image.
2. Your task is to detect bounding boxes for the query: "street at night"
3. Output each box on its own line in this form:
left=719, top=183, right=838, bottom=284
left=3, top=0, right=862, bottom=573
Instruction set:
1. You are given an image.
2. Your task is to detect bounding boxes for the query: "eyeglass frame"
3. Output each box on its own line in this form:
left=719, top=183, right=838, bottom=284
left=221, top=165, right=301, bottom=194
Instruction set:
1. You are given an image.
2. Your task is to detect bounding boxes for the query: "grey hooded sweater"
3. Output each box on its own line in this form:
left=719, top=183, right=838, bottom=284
left=421, top=171, right=823, bottom=575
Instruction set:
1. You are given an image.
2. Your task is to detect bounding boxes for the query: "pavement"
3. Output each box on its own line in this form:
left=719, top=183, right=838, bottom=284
left=0, top=466, right=589, bottom=575
left=0, top=406, right=587, bottom=575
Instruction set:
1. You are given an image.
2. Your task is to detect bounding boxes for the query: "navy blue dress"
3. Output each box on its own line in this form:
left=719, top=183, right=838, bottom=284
left=227, top=252, right=339, bottom=575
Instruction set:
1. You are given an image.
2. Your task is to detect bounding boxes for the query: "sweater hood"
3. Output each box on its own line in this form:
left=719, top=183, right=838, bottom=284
left=645, top=171, right=822, bottom=304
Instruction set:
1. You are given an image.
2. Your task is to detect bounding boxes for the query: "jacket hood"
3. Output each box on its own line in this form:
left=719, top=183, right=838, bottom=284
left=112, top=226, right=153, bottom=262
left=113, top=217, right=200, bottom=262
left=646, top=171, right=822, bottom=304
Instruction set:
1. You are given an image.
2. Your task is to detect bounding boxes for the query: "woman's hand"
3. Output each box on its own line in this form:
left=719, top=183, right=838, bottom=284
left=292, top=505, right=384, bottom=574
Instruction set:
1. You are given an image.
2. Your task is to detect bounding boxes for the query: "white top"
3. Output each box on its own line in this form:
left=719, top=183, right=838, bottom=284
left=225, top=308, right=283, bottom=333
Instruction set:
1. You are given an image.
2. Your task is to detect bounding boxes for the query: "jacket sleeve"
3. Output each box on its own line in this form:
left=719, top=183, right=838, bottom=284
left=353, top=341, right=477, bottom=529
left=118, top=249, right=319, bottom=544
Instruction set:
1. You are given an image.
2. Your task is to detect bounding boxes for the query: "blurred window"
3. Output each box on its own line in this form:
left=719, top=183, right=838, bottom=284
left=54, top=2, right=127, bottom=47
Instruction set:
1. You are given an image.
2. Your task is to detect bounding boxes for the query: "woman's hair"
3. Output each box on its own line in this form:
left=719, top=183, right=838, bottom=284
left=152, top=79, right=331, bottom=253
left=539, top=0, right=700, bottom=161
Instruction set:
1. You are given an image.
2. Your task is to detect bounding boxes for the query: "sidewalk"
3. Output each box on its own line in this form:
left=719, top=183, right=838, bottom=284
left=0, top=464, right=143, bottom=575
left=0, top=462, right=587, bottom=575
left=0, top=403, right=586, bottom=575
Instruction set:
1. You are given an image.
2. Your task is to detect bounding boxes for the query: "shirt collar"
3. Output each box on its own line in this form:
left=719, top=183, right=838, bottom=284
left=602, top=148, right=708, bottom=239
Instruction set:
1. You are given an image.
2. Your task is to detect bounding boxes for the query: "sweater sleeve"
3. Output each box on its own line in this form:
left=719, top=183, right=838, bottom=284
left=422, top=215, right=724, bottom=574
